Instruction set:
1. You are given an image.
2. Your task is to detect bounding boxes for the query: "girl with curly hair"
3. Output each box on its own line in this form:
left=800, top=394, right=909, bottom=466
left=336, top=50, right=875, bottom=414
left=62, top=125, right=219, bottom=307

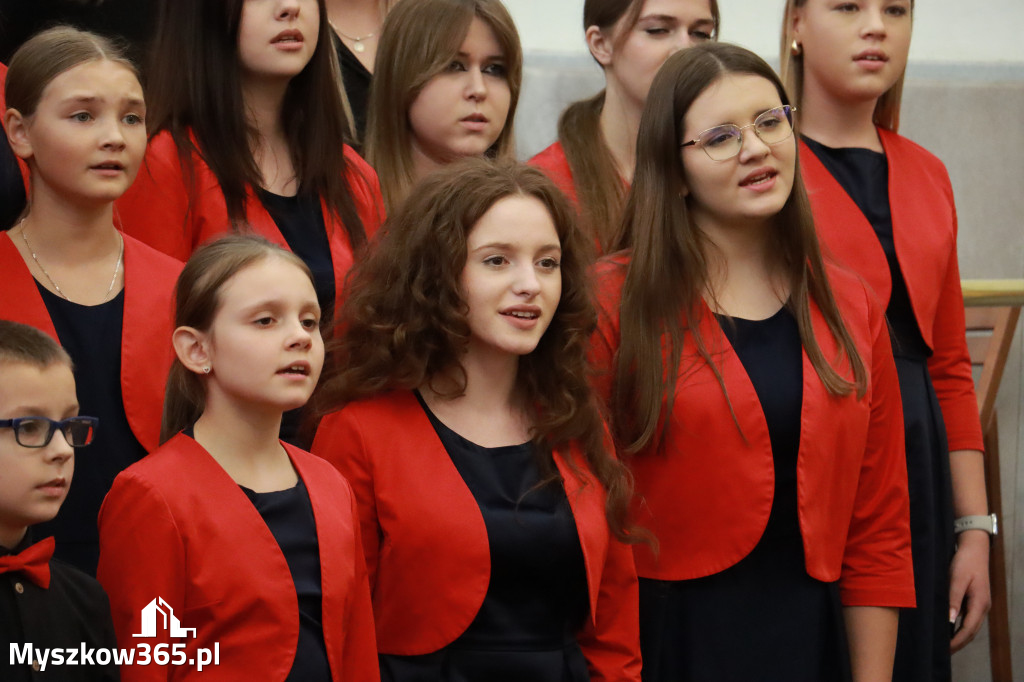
left=312, top=158, right=641, bottom=681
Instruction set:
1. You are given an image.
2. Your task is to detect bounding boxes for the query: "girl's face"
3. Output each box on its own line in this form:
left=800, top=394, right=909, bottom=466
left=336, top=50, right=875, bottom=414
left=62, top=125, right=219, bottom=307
left=459, top=195, right=562, bottom=361
left=679, top=73, right=796, bottom=236
left=595, top=0, right=715, bottom=111
left=791, top=0, right=911, bottom=105
left=202, top=256, right=325, bottom=416
left=408, top=17, right=511, bottom=174
left=237, top=0, right=320, bottom=85
left=8, top=60, right=146, bottom=207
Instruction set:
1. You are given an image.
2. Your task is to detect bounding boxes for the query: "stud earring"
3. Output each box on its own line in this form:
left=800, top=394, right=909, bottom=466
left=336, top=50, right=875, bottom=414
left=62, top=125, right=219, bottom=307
left=202, top=366, right=211, bottom=374
left=790, top=40, right=802, bottom=57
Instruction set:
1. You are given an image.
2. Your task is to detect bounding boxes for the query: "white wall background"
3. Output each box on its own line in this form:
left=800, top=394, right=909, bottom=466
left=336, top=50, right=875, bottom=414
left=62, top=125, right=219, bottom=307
left=504, top=0, right=1024, bottom=65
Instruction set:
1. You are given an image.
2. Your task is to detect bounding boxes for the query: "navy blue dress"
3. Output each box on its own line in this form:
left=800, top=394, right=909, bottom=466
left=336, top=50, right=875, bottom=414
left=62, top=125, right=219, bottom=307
left=376, top=393, right=592, bottom=682
left=804, top=137, right=955, bottom=682
left=34, top=286, right=147, bottom=576
left=638, top=307, right=850, bottom=682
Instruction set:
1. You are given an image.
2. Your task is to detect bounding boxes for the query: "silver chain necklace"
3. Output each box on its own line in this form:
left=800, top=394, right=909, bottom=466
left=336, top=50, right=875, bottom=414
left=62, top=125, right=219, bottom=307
left=19, top=220, right=124, bottom=303
left=331, top=21, right=378, bottom=54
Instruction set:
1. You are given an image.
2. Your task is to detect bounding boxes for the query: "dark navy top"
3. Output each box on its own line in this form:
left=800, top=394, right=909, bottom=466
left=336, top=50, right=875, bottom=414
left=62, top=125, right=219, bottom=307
left=803, top=136, right=930, bottom=360
left=241, top=479, right=331, bottom=682
left=376, top=392, right=591, bottom=682
left=35, top=286, right=146, bottom=576
left=257, top=189, right=336, bottom=316
left=331, top=32, right=372, bottom=144
left=637, top=307, right=849, bottom=682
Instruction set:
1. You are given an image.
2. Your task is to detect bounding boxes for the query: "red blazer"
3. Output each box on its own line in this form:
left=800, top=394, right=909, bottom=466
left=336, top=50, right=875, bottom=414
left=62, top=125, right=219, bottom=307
left=311, top=390, right=641, bottom=682
left=529, top=141, right=579, bottom=206
left=0, top=233, right=180, bottom=453
left=591, top=256, right=915, bottom=608
left=97, top=434, right=379, bottom=682
left=800, top=130, right=983, bottom=452
left=115, top=131, right=385, bottom=302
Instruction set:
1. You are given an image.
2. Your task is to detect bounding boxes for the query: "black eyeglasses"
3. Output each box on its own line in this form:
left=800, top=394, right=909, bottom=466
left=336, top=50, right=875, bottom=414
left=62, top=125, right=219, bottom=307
left=681, top=105, right=796, bottom=161
left=0, top=416, right=98, bottom=448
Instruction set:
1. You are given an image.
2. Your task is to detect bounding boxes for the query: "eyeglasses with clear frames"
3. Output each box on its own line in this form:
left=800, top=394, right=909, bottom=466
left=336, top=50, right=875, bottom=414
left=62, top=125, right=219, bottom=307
left=680, top=105, right=797, bottom=161
left=0, top=416, right=98, bottom=448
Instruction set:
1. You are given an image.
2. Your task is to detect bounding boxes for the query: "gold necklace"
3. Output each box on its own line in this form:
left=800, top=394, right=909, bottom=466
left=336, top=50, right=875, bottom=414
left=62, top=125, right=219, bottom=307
left=19, top=220, right=124, bottom=303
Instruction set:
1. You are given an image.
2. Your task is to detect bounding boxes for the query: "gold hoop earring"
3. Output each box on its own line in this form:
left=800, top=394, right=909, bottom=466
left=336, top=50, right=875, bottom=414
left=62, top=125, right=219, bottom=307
left=790, top=40, right=802, bottom=57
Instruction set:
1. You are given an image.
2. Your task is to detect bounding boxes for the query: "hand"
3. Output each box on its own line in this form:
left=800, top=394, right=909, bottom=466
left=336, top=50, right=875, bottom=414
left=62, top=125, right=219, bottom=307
left=949, top=530, right=991, bottom=652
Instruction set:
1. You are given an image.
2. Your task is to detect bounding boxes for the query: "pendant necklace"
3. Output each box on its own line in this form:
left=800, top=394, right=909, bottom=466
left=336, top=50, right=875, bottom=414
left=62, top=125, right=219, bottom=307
left=332, top=22, right=377, bottom=54
left=19, top=220, right=124, bottom=303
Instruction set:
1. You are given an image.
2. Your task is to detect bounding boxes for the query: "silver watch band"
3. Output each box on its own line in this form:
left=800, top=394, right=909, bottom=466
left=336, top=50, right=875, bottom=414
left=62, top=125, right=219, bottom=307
left=953, top=514, right=998, bottom=536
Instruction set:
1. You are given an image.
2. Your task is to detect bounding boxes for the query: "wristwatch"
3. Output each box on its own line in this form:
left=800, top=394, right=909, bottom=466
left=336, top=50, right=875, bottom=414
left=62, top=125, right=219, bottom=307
left=953, top=514, right=998, bottom=536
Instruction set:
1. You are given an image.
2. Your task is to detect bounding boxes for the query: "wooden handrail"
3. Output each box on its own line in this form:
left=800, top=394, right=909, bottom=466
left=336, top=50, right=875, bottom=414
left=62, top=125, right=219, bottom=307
left=961, top=279, right=1024, bottom=307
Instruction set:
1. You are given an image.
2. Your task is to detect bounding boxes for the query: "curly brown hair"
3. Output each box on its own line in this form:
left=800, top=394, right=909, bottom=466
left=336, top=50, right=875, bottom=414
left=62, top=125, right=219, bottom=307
left=314, top=158, right=636, bottom=541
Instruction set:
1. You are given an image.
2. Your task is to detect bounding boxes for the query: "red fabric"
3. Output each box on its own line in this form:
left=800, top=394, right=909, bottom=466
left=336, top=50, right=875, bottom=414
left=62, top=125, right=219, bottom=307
left=590, top=256, right=915, bottom=608
left=311, top=390, right=641, bottom=682
left=529, top=141, right=579, bottom=207
left=800, top=131, right=983, bottom=452
left=0, top=536, right=55, bottom=588
left=97, top=434, right=379, bottom=682
left=0, top=234, right=181, bottom=453
left=115, top=131, right=385, bottom=310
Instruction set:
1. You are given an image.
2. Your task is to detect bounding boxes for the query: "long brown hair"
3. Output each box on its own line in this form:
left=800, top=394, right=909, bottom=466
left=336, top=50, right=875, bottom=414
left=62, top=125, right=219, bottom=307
left=315, top=158, right=636, bottom=541
left=557, top=0, right=720, bottom=253
left=162, top=236, right=313, bottom=443
left=365, top=0, right=522, bottom=212
left=780, top=0, right=913, bottom=132
left=144, top=0, right=367, bottom=247
left=609, top=43, right=867, bottom=455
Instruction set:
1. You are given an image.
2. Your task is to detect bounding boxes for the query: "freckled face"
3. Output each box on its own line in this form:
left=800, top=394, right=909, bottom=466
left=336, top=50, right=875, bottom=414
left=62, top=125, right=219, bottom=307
left=407, top=17, right=511, bottom=175
left=792, top=0, right=912, bottom=105
left=460, top=195, right=562, bottom=361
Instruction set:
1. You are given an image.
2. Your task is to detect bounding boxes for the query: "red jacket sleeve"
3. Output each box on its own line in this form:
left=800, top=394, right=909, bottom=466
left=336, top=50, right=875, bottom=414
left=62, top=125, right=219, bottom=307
left=97, top=471, right=185, bottom=681
left=925, top=197, right=984, bottom=452
left=839, top=287, right=916, bottom=607
left=311, top=410, right=381, bottom=590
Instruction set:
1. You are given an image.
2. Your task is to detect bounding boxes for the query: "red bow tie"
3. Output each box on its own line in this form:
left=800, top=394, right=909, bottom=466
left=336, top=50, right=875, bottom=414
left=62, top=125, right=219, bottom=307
left=0, top=536, right=55, bottom=589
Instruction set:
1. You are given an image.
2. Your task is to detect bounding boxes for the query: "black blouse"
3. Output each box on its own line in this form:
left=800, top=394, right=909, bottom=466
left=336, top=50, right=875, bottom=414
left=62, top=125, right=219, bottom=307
left=34, top=286, right=146, bottom=576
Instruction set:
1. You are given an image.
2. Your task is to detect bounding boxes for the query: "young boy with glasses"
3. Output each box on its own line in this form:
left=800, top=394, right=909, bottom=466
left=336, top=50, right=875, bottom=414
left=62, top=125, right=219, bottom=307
left=0, top=320, right=118, bottom=681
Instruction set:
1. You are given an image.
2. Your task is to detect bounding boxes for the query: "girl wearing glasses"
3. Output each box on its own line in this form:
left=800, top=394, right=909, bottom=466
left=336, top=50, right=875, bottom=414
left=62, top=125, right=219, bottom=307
left=365, top=0, right=521, bottom=212
left=529, top=0, right=719, bottom=254
left=1, top=26, right=181, bottom=576
left=115, top=0, right=383, bottom=319
left=98, top=236, right=378, bottom=682
left=591, top=43, right=914, bottom=681
left=311, top=159, right=641, bottom=681
left=781, top=3, right=990, bottom=677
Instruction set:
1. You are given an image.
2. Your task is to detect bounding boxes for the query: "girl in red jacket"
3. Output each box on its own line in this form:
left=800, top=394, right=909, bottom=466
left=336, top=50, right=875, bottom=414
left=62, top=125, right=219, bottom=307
left=781, top=2, right=990, bottom=678
left=591, top=43, right=914, bottom=682
left=312, top=159, right=642, bottom=682
left=97, top=236, right=377, bottom=682
left=529, top=0, right=719, bottom=253
left=115, top=0, right=383, bottom=317
left=2, top=26, right=181, bottom=576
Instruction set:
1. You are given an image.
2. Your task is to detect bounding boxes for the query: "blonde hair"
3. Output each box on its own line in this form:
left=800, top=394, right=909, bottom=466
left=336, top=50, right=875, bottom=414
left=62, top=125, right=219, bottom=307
left=365, top=0, right=522, bottom=211
left=780, top=0, right=911, bottom=132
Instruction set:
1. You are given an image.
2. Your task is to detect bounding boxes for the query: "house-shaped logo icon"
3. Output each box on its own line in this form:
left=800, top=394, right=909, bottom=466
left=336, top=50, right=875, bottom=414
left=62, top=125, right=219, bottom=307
left=133, top=597, right=197, bottom=638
